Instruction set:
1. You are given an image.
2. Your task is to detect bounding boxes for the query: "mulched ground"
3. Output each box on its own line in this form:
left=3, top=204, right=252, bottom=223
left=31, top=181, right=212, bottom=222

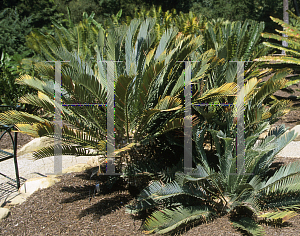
left=1, top=76, right=300, bottom=235
left=0, top=131, right=34, bottom=151
left=1, top=169, right=300, bottom=236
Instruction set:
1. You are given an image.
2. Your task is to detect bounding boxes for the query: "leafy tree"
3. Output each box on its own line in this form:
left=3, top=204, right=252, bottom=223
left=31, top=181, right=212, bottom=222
left=0, top=6, right=62, bottom=110
left=187, top=0, right=300, bottom=38
left=0, top=51, right=37, bottom=109
left=52, top=0, right=146, bottom=26
left=0, top=9, right=37, bottom=109
left=0, top=8, right=33, bottom=56
left=143, top=0, right=191, bottom=13
left=0, top=0, right=64, bottom=30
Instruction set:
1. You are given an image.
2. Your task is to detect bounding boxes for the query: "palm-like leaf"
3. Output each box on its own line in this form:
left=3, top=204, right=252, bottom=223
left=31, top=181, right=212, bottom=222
left=125, top=14, right=300, bottom=236
left=127, top=121, right=300, bottom=235
left=0, top=16, right=227, bottom=178
left=143, top=205, right=216, bottom=235
left=230, top=217, right=265, bottom=236
left=257, top=210, right=298, bottom=224
left=253, top=12, right=300, bottom=106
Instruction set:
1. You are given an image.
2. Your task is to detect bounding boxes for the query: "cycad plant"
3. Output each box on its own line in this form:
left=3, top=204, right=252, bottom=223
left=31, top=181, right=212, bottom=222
left=0, top=16, right=240, bottom=182
left=119, top=8, right=300, bottom=151
left=125, top=63, right=300, bottom=235
left=123, top=7, right=297, bottom=147
left=25, top=11, right=104, bottom=62
left=1, top=13, right=296, bottom=181
left=191, top=16, right=300, bottom=155
left=193, top=47, right=295, bottom=157
left=198, top=18, right=274, bottom=88
left=254, top=9, right=300, bottom=67
left=113, top=5, right=207, bottom=46
left=124, top=15, right=300, bottom=234
left=191, top=70, right=296, bottom=174
left=126, top=118, right=300, bottom=235
left=253, top=10, right=300, bottom=101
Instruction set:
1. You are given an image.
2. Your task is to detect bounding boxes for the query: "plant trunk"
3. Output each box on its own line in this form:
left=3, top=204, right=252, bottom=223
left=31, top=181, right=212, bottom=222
left=293, top=0, right=300, bottom=16
left=282, top=0, right=289, bottom=55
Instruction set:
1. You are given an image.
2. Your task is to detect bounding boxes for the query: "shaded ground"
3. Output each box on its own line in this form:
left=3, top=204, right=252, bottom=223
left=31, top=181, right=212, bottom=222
left=1, top=169, right=300, bottom=236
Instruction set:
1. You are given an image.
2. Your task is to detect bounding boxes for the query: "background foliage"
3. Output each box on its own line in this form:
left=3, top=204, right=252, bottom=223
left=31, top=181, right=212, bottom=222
left=1, top=1, right=300, bottom=235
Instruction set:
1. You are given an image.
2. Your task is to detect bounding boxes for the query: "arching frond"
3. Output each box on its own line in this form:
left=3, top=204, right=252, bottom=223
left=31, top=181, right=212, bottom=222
left=143, top=205, right=216, bottom=234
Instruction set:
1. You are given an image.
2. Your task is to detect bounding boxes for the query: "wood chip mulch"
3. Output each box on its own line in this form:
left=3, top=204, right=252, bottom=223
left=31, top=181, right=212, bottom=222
left=1, top=168, right=300, bottom=236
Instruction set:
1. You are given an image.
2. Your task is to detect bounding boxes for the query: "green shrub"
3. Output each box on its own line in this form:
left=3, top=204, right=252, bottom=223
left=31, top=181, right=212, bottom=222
left=0, top=51, right=37, bottom=111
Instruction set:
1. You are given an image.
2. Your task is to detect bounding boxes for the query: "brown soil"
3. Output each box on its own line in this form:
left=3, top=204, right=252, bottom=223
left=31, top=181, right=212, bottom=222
left=1, top=77, right=300, bottom=235
left=0, top=131, right=34, bottom=151
left=1, top=169, right=300, bottom=236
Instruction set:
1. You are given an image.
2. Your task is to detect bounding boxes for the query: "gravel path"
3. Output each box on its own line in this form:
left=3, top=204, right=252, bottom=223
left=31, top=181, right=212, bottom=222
left=276, top=141, right=300, bottom=158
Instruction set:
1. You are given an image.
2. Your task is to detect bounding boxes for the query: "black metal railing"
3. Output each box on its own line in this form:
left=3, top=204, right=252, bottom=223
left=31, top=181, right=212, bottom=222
left=0, top=105, right=21, bottom=189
